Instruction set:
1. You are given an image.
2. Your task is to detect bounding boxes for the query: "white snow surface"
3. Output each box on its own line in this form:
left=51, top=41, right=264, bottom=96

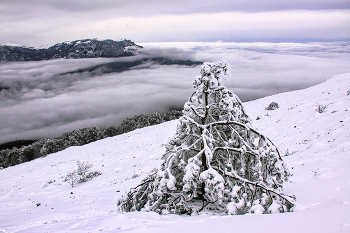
left=1, top=73, right=350, bottom=233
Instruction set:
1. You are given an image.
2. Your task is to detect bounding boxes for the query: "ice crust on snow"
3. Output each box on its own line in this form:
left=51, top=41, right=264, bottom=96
left=0, top=73, right=350, bottom=232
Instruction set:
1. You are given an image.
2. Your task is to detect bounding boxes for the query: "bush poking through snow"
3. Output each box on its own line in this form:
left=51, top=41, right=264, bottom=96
left=284, top=148, right=297, bottom=157
left=64, top=160, right=101, bottom=187
left=316, top=104, right=327, bottom=113
left=118, top=60, right=294, bottom=215
left=0, top=110, right=183, bottom=169
left=347, top=90, right=350, bottom=96
left=265, top=102, right=279, bottom=110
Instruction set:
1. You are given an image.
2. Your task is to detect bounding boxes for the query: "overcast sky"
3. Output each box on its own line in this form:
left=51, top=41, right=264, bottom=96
left=0, top=0, right=349, bottom=47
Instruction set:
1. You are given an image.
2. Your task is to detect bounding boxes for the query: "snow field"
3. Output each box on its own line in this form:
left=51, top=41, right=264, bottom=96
left=0, top=73, right=349, bottom=232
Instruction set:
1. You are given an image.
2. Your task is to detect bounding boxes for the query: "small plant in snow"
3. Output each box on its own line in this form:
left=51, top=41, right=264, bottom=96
left=284, top=148, right=297, bottom=157
left=42, top=180, right=56, bottom=188
left=118, top=60, right=294, bottom=215
left=347, top=89, right=350, bottom=96
left=265, top=102, right=279, bottom=110
left=316, top=104, right=327, bottom=113
left=64, top=160, right=101, bottom=187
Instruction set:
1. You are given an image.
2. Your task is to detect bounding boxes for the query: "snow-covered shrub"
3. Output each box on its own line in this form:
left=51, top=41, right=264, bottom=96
left=22, top=145, right=35, bottom=162
left=0, top=110, right=183, bottom=169
left=40, top=138, right=65, bottom=156
left=62, top=126, right=103, bottom=147
left=284, top=148, right=297, bottom=157
left=265, top=102, right=279, bottom=110
left=316, top=104, right=327, bottom=113
left=64, top=160, right=101, bottom=187
left=0, top=147, right=26, bottom=167
left=102, top=126, right=119, bottom=138
left=118, top=60, right=294, bottom=215
left=347, top=89, right=350, bottom=96
left=79, top=126, right=104, bottom=144
left=115, top=110, right=183, bottom=135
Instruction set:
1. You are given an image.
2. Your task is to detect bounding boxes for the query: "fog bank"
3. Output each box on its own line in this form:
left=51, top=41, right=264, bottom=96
left=1, top=41, right=349, bottom=143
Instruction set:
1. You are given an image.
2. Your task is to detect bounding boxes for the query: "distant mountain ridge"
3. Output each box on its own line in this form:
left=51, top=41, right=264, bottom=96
left=0, top=39, right=142, bottom=62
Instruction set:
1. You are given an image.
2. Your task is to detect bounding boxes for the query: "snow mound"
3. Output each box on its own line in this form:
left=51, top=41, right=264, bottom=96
left=0, top=74, right=349, bottom=232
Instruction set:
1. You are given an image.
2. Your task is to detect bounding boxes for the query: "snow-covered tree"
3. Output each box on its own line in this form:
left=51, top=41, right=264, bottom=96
left=118, top=60, right=295, bottom=215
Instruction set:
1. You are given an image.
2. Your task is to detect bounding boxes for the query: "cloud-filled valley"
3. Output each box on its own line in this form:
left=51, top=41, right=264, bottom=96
left=0, top=41, right=349, bottom=144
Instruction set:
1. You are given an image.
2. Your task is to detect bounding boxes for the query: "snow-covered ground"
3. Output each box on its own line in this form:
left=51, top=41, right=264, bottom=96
left=0, top=74, right=349, bottom=233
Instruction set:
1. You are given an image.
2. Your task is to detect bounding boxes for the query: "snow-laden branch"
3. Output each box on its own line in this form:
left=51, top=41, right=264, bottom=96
left=183, top=115, right=282, bottom=159
left=225, top=170, right=296, bottom=205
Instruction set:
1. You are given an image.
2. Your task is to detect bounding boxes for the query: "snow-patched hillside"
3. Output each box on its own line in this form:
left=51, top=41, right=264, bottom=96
left=0, top=74, right=349, bottom=233
left=0, top=39, right=141, bottom=61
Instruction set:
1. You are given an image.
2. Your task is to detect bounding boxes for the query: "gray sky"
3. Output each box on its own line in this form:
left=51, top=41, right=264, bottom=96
left=0, top=0, right=349, bottom=47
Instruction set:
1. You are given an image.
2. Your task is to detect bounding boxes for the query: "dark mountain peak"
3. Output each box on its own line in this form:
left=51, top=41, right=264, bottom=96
left=0, top=39, right=142, bottom=62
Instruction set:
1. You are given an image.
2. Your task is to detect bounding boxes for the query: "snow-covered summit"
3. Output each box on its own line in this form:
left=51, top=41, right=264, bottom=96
left=0, top=74, right=349, bottom=232
left=0, top=39, right=142, bottom=61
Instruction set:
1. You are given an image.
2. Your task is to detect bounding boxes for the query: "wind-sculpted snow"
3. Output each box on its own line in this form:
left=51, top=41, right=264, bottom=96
left=0, top=73, right=349, bottom=232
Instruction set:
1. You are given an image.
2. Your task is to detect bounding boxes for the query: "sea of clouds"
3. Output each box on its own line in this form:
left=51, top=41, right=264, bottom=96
left=0, top=41, right=349, bottom=143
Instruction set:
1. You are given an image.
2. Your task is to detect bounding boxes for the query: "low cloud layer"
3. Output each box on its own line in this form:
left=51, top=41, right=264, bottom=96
left=1, top=42, right=350, bottom=144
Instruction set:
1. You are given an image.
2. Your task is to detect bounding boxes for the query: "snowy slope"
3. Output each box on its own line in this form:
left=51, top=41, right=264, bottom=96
left=0, top=74, right=349, bottom=233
